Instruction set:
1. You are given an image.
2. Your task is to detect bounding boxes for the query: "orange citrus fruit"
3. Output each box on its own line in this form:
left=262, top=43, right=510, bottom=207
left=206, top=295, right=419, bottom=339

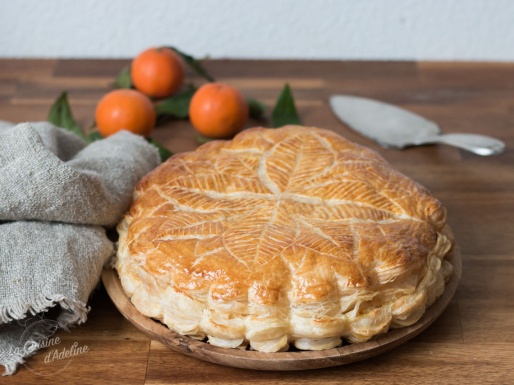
left=189, top=82, right=249, bottom=138
left=131, top=47, right=185, bottom=99
left=95, top=89, right=156, bottom=137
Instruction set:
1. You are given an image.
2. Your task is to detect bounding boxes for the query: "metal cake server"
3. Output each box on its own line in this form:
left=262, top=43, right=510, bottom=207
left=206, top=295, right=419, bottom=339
left=329, top=95, right=505, bottom=156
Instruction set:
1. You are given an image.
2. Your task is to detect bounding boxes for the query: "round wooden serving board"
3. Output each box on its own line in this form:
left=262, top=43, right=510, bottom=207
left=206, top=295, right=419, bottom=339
left=102, top=249, right=461, bottom=371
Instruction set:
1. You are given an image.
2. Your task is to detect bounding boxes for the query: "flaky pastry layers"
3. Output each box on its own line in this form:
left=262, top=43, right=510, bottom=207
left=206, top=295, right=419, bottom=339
left=116, top=125, right=454, bottom=352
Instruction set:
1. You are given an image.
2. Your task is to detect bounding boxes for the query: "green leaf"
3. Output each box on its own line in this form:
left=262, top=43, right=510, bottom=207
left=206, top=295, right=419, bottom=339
left=114, top=64, right=132, bottom=89
left=167, top=46, right=215, bottom=82
left=87, top=130, right=103, bottom=143
left=154, top=88, right=196, bottom=119
left=271, top=83, right=302, bottom=128
left=247, top=98, right=267, bottom=120
left=48, top=91, right=86, bottom=139
left=195, top=135, right=216, bottom=145
left=147, top=138, right=173, bottom=162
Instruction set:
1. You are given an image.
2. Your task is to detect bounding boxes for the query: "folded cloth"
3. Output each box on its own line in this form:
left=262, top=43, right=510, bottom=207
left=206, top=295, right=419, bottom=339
left=0, top=122, right=160, bottom=375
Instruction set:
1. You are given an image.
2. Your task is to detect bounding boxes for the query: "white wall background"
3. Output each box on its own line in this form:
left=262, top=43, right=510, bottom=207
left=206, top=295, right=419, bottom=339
left=1, top=0, right=514, bottom=61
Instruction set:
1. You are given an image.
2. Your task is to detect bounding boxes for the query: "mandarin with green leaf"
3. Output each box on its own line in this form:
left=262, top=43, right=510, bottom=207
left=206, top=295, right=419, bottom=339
left=95, top=89, right=156, bottom=137
left=131, top=47, right=185, bottom=99
left=189, top=82, right=249, bottom=139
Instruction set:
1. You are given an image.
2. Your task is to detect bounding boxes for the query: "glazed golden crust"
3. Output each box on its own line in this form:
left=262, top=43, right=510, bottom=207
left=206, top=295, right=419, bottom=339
left=116, top=125, right=453, bottom=352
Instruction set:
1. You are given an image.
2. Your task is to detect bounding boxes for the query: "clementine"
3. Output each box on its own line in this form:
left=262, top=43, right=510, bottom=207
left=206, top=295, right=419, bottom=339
left=131, top=47, right=184, bottom=98
left=189, top=82, right=248, bottom=139
left=95, top=89, right=156, bottom=137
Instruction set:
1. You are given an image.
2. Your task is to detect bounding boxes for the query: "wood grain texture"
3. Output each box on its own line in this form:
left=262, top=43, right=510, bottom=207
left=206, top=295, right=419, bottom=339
left=1, top=59, right=514, bottom=384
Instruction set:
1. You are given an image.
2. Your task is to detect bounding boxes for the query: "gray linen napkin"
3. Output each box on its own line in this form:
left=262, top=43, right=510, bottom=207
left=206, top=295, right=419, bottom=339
left=0, top=122, right=160, bottom=375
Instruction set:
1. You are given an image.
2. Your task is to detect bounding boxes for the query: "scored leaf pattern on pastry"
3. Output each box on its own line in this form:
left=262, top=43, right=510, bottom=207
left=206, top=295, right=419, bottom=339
left=118, top=126, right=451, bottom=350
left=127, top=126, right=444, bottom=302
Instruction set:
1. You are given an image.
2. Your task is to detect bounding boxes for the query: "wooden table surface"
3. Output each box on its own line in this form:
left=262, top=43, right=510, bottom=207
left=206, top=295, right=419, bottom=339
left=1, top=59, right=513, bottom=384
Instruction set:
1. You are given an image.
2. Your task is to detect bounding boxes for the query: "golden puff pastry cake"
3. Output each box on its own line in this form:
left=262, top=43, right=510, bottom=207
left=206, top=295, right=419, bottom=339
left=115, top=125, right=454, bottom=352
